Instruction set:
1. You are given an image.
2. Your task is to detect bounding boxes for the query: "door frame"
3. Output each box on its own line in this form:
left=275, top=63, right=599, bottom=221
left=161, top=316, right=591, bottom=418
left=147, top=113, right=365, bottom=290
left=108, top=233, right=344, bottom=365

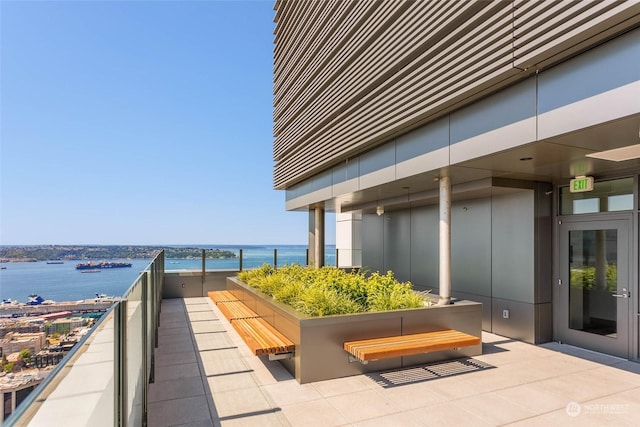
left=553, top=212, right=634, bottom=359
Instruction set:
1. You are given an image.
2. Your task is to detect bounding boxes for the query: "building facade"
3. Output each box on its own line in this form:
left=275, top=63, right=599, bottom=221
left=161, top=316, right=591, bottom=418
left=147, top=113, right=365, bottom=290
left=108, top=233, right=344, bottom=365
left=1, top=372, right=44, bottom=423
left=273, top=1, right=640, bottom=360
left=0, top=332, right=47, bottom=356
left=47, top=317, right=86, bottom=336
left=0, top=318, right=45, bottom=338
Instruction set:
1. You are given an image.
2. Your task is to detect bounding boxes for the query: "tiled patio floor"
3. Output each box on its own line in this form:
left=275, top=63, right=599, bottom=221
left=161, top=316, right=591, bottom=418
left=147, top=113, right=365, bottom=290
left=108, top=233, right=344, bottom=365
left=148, top=297, right=640, bottom=426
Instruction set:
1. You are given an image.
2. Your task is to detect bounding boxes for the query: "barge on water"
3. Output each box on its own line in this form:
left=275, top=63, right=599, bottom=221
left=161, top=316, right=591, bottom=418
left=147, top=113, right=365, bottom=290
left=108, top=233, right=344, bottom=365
left=75, top=261, right=132, bottom=270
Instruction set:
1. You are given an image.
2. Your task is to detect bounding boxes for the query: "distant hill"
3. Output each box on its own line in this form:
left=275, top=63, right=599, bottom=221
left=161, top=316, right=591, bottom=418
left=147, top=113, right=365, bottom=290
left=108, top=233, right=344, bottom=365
left=0, top=245, right=236, bottom=262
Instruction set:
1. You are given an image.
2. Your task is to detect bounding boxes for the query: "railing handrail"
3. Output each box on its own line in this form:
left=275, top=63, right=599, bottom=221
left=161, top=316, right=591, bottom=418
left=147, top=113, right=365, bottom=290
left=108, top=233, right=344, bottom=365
left=3, top=250, right=165, bottom=426
left=163, top=247, right=342, bottom=271
left=2, top=301, right=119, bottom=424
left=3, top=247, right=358, bottom=425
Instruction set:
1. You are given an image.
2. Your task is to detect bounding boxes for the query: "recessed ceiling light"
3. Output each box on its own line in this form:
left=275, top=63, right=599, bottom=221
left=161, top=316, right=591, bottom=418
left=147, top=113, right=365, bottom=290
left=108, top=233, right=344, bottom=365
left=586, top=144, right=640, bottom=162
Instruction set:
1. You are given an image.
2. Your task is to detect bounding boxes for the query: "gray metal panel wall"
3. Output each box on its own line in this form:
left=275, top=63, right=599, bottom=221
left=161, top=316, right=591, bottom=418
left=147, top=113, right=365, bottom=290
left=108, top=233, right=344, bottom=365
left=409, top=205, right=439, bottom=288
left=383, top=210, right=411, bottom=283
left=395, top=117, right=449, bottom=163
left=449, top=78, right=536, bottom=144
left=637, top=210, right=640, bottom=361
left=491, top=191, right=535, bottom=303
left=451, top=198, right=492, bottom=298
left=273, top=0, right=640, bottom=189
left=359, top=143, right=395, bottom=176
left=407, top=198, right=493, bottom=297
left=534, top=182, right=553, bottom=305
left=360, top=186, right=549, bottom=342
left=538, top=28, right=640, bottom=114
left=361, top=213, right=384, bottom=275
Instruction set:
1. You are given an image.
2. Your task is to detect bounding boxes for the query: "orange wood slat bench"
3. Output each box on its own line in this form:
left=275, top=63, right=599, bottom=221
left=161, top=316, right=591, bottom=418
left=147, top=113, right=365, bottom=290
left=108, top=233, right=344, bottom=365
left=216, top=300, right=260, bottom=322
left=231, top=317, right=295, bottom=358
left=208, top=290, right=239, bottom=304
left=344, top=329, right=481, bottom=364
left=208, top=291, right=259, bottom=321
left=208, top=290, right=295, bottom=360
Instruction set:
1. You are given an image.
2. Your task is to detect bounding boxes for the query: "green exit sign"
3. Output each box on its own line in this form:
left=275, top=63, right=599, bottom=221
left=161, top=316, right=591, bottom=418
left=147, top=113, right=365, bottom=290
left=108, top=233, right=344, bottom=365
left=570, top=176, right=594, bottom=193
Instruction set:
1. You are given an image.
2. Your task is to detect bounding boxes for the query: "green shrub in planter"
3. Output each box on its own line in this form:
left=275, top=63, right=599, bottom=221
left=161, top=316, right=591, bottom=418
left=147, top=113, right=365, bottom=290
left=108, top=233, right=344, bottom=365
left=570, top=263, right=618, bottom=291
left=238, top=265, right=428, bottom=317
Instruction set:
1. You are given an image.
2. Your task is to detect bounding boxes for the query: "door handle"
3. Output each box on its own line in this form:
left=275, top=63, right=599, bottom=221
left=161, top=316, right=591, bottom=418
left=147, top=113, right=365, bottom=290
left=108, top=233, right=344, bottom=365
left=612, top=288, right=629, bottom=298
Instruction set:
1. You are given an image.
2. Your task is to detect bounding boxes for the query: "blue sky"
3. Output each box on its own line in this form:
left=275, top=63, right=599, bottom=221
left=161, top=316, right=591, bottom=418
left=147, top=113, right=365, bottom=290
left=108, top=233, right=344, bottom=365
left=1, top=1, right=335, bottom=245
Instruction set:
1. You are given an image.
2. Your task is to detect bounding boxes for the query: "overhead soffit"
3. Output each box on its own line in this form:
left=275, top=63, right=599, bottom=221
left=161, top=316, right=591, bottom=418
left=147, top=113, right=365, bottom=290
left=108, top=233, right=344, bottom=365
left=338, top=177, right=531, bottom=215
left=458, top=114, right=640, bottom=181
left=586, top=144, right=640, bottom=162
left=330, top=113, right=640, bottom=214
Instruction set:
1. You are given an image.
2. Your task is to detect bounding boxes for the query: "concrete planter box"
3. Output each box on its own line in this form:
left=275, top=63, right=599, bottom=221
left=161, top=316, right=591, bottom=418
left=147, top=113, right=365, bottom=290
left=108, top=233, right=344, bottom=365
left=226, top=277, right=483, bottom=384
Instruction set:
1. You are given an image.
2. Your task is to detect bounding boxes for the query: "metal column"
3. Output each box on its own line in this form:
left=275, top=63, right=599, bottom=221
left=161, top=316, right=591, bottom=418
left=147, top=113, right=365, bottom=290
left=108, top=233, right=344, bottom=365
left=309, top=207, right=325, bottom=268
left=438, top=175, right=452, bottom=305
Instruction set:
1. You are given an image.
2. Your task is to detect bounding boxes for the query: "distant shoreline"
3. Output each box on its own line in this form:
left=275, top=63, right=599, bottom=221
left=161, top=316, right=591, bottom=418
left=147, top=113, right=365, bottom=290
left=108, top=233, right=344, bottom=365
left=0, top=245, right=245, bottom=262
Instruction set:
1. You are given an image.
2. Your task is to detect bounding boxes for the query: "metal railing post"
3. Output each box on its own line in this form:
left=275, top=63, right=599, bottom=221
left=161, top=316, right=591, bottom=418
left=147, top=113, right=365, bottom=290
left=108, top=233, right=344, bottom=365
left=142, top=273, right=148, bottom=425
left=155, top=252, right=163, bottom=350
left=306, top=249, right=309, bottom=266
left=274, top=249, right=278, bottom=269
left=239, top=249, right=243, bottom=271
left=149, top=268, right=155, bottom=384
left=335, top=248, right=339, bottom=267
left=201, top=249, right=206, bottom=295
left=114, top=300, right=128, bottom=427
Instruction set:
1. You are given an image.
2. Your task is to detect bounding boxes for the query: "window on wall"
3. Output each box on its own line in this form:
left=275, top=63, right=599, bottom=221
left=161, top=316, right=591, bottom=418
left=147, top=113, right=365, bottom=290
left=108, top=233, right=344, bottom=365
left=15, top=386, right=33, bottom=408
left=560, top=177, right=634, bottom=215
left=4, top=392, right=11, bottom=421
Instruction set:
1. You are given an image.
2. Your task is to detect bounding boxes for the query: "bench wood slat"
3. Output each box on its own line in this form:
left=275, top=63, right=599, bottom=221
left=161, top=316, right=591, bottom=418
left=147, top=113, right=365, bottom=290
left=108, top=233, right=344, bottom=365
left=344, top=329, right=480, bottom=362
left=209, top=294, right=295, bottom=357
left=216, top=300, right=260, bottom=321
left=208, top=290, right=239, bottom=304
left=232, top=318, right=295, bottom=356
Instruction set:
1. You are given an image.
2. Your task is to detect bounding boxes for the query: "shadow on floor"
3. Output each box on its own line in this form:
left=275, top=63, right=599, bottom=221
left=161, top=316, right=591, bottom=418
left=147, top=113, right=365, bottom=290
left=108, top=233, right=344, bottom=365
left=366, top=357, right=496, bottom=388
left=481, top=338, right=515, bottom=354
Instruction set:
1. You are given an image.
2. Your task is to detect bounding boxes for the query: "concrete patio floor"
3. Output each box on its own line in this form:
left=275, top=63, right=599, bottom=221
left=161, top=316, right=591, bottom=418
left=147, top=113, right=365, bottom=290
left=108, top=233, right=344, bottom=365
left=148, top=297, right=640, bottom=426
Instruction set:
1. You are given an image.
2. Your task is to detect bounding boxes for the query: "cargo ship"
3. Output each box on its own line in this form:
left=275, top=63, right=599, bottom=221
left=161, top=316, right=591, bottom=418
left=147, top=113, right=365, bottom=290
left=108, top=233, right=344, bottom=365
left=75, top=261, right=132, bottom=270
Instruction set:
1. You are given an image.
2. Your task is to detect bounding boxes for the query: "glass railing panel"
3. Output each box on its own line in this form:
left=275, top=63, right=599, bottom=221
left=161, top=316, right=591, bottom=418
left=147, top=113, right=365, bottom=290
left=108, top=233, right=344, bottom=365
left=233, top=246, right=337, bottom=270
left=3, top=251, right=164, bottom=426
left=163, top=246, right=338, bottom=272
left=147, top=271, right=154, bottom=382
left=164, top=257, right=202, bottom=270
left=238, top=246, right=278, bottom=269
left=5, top=308, right=117, bottom=426
left=125, top=273, right=145, bottom=426
left=325, top=246, right=337, bottom=267
left=204, top=247, right=241, bottom=270
left=273, top=246, right=308, bottom=267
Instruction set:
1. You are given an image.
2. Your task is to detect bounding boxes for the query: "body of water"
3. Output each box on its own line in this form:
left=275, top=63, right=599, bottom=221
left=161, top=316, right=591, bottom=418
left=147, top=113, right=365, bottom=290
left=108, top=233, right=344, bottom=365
left=0, top=245, right=335, bottom=303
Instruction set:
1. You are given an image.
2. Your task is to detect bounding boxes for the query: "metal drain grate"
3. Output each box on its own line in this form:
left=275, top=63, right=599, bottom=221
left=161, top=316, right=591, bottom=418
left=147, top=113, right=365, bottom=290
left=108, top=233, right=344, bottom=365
left=368, top=357, right=495, bottom=388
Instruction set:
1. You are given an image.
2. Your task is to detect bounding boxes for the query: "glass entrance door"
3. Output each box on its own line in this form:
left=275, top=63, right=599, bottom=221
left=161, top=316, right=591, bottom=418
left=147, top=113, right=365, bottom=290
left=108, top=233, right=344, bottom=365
left=557, top=218, right=630, bottom=358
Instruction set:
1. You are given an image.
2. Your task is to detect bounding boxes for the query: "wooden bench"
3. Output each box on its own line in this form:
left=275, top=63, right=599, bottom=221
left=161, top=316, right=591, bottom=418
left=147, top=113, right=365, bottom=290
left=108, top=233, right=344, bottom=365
left=207, top=290, right=239, bottom=304
left=216, top=300, right=260, bottom=321
left=344, top=329, right=481, bottom=364
left=232, top=317, right=295, bottom=357
left=208, top=290, right=259, bottom=321
left=208, top=291, right=295, bottom=360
